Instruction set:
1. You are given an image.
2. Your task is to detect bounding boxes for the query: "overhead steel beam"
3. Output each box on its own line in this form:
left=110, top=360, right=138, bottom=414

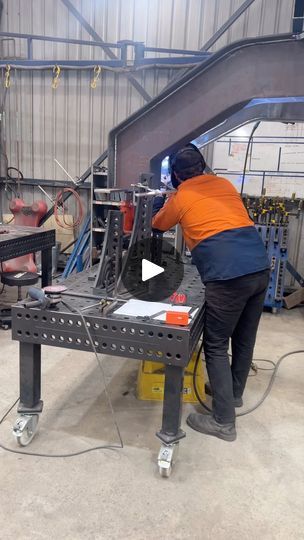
left=0, top=177, right=90, bottom=189
left=0, top=31, right=121, bottom=49
left=107, top=34, right=304, bottom=188
left=0, top=60, right=125, bottom=69
left=163, top=0, right=257, bottom=91
left=60, top=0, right=151, bottom=102
left=201, top=0, right=257, bottom=51
left=0, top=57, right=210, bottom=70
left=0, top=31, right=211, bottom=69
left=0, top=31, right=211, bottom=68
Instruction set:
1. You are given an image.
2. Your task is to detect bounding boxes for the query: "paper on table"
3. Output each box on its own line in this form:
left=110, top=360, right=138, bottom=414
left=113, top=298, right=198, bottom=320
left=113, top=299, right=168, bottom=317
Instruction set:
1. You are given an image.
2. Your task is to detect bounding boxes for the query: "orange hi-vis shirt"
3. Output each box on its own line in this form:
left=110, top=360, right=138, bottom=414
left=152, top=174, right=254, bottom=251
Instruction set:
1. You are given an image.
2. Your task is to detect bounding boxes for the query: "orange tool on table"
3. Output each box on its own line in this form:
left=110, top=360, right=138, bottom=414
left=165, top=311, right=189, bottom=326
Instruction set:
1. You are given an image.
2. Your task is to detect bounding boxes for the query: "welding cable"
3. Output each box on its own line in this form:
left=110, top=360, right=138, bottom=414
left=250, top=359, right=276, bottom=371
left=54, top=187, right=84, bottom=230
left=71, top=303, right=124, bottom=448
left=0, top=325, right=301, bottom=456
left=0, top=305, right=123, bottom=458
left=0, top=152, right=21, bottom=202
left=6, top=166, right=24, bottom=181
left=6, top=167, right=24, bottom=199
left=193, top=343, right=304, bottom=417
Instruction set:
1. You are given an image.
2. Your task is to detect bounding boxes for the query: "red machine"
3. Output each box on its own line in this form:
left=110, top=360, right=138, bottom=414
left=2, top=199, right=48, bottom=273
left=119, top=201, right=135, bottom=234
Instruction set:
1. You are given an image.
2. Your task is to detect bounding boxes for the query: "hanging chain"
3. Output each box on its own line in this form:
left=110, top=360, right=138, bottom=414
left=52, top=65, right=61, bottom=89
left=91, top=66, right=101, bottom=89
left=4, top=65, right=11, bottom=88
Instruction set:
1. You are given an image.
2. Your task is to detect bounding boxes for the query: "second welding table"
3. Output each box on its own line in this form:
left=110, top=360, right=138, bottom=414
left=0, top=225, right=56, bottom=287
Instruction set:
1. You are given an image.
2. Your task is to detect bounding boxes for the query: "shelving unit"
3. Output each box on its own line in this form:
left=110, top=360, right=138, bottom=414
left=90, top=169, right=108, bottom=262
left=90, top=167, right=133, bottom=263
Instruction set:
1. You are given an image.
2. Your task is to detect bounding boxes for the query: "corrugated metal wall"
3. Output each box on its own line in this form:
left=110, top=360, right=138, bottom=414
left=0, top=0, right=295, bottom=182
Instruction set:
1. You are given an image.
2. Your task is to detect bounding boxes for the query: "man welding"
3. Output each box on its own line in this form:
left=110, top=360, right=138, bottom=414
left=152, top=144, right=270, bottom=442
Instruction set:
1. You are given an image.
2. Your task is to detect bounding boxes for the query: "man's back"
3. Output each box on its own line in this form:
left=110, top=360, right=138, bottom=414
left=152, top=173, right=269, bottom=282
left=172, top=174, right=254, bottom=250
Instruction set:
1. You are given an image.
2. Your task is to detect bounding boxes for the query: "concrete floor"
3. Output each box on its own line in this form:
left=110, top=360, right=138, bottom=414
left=0, top=293, right=303, bottom=539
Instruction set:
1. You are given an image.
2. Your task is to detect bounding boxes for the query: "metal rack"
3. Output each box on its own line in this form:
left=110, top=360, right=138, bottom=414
left=90, top=169, right=108, bottom=261
left=256, top=224, right=288, bottom=312
left=245, top=196, right=294, bottom=312
left=90, top=168, right=133, bottom=264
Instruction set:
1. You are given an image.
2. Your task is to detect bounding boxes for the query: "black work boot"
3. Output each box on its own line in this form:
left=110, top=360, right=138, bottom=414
left=205, top=382, right=243, bottom=408
left=186, top=413, right=236, bottom=442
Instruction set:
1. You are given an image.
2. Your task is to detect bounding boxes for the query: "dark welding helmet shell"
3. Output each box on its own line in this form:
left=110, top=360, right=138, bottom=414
left=169, top=144, right=205, bottom=188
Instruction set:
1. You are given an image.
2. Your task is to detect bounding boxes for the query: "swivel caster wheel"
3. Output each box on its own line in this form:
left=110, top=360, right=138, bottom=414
left=0, top=323, right=10, bottom=330
left=13, top=414, right=39, bottom=447
left=157, top=442, right=179, bottom=478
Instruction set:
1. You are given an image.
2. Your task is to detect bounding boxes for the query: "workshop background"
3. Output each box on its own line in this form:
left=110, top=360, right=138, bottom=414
left=0, top=0, right=295, bottom=181
left=1, top=2, right=304, bottom=540
left=1, top=0, right=303, bottom=281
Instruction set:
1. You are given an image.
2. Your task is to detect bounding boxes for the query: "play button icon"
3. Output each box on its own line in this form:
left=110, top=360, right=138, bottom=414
left=142, top=259, right=164, bottom=282
left=119, top=236, right=184, bottom=302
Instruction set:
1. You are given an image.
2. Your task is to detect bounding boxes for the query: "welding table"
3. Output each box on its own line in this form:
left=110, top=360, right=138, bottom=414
left=0, top=225, right=56, bottom=287
left=11, top=264, right=205, bottom=476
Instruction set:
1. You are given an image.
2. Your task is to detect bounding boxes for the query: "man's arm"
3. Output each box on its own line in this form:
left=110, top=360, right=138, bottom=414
left=152, top=195, right=165, bottom=217
left=152, top=194, right=180, bottom=231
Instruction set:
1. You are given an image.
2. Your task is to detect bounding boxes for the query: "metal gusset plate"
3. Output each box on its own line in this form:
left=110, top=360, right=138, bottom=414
left=93, top=210, right=123, bottom=295
left=117, top=192, right=153, bottom=295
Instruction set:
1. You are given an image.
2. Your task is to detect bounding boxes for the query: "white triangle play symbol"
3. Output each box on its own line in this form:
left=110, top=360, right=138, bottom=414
left=142, top=259, right=164, bottom=282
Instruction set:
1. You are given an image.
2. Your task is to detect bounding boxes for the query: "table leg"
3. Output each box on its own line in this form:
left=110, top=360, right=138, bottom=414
left=41, top=247, right=52, bottom=287
left=18, top=342, right=43, bottom=413
left=156, top=364, right=186, bottom=444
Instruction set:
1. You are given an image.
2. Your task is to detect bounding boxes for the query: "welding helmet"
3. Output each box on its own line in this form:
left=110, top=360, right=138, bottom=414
left=169, top=144, right=206, bottom=188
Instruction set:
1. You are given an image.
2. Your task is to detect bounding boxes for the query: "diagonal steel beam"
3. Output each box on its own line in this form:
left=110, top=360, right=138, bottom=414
left=163, top=0, right=257, bottom=91
left=60, top=0, right=151, bottom=102
left=201, top=0, right=257, bottom=51
left=39, top=149, right=108, bottom=226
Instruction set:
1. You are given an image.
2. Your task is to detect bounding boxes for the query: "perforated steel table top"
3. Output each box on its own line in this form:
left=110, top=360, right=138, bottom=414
left=12, top=265, right=205, bottom=368
left=0, top=225, right=55, bottom=262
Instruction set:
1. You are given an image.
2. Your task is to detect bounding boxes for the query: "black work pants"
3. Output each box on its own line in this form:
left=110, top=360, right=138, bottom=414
left=203, top=269, right=269, bottom=424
